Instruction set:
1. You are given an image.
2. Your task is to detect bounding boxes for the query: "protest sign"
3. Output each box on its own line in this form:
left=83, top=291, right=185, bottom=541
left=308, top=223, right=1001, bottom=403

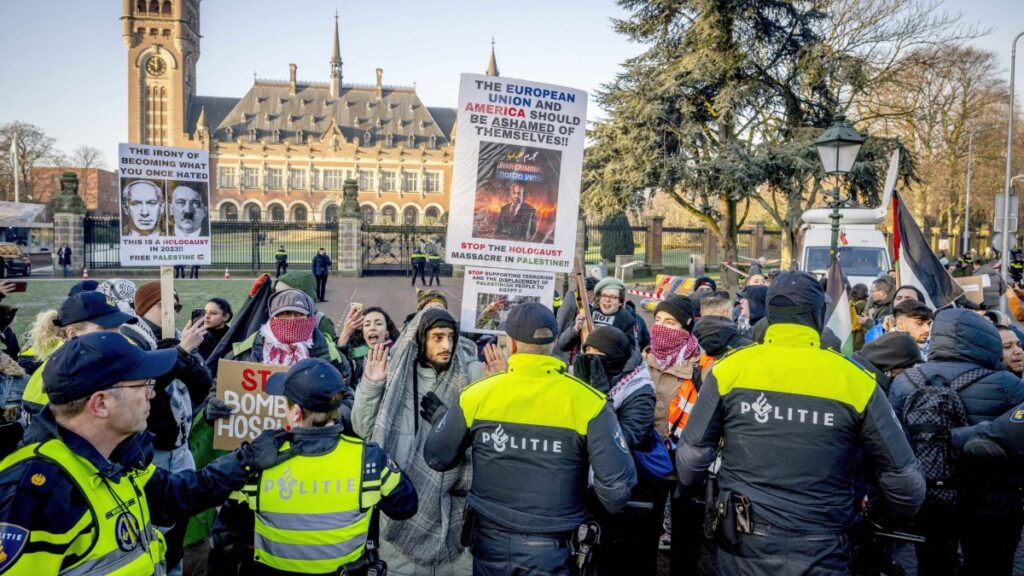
left=118, top=143, right=211, bottom=266
left=446, top=74, right=587, bottom=274
left=460, top=267, right=556, bottom=334
left=213, top=359, right=290, bottom=450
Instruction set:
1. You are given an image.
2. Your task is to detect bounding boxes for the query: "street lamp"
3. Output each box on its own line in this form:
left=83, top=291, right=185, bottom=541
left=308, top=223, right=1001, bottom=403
left=815, top=112, right=866, bottom=264
left=964, top=125, right=1000, bottom=255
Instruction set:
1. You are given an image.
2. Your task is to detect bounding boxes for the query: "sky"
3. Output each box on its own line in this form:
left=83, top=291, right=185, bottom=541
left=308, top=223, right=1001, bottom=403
left=0, top=0, right=1021, bottom=169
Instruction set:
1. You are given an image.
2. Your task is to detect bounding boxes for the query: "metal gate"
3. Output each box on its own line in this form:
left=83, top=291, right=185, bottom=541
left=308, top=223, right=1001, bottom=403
left=361, top=224, right=450, bottom=276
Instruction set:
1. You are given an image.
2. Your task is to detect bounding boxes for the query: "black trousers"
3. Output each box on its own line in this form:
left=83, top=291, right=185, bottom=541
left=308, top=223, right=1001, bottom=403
left=411, top=265, right=427, bottom=286
left=315, top=274, right=328, bottom=301
left=276, top=261, right=287, bottom=277
left=471, top=519, right=573, bottom=576
left=670, top=494, right=716, bottom=576
left=189, top=265, right=199, bottom=279
left=428, top=264, right=441, bottom=286
left=594, top=482, right=668, bottom=576
left=918, top=501, right=1024, bottom=576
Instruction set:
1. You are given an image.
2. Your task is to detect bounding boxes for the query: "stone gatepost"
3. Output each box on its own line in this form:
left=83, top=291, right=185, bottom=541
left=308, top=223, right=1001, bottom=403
left=337, top=179, right=362, bottom=277
left=645, top=215, right=664, bottom=272
left=51, top=172, right=87, bottom=274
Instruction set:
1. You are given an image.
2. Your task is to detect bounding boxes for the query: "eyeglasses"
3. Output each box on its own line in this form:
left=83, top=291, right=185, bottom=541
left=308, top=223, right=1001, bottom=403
left=598, top=294, right=619, bottom=301
left=111, top=379, right=156, bottom=392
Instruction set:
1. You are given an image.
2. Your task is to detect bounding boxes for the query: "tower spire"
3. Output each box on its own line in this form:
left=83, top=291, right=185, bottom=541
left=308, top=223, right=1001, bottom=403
left=330, top=12, right=343, bottom=97
left=486, top=37, right=499, bottom=77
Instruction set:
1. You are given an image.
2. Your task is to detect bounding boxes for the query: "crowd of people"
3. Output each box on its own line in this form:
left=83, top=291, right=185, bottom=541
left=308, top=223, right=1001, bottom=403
left=0, top=261, right=1020, bottom=575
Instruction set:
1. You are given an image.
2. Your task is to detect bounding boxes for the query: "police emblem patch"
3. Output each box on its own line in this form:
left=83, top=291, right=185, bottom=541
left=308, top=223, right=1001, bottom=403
left=0, top=523, right=29, bottom=570
left=1012, top=408, right=1024, bottom=423
left=613, top=426, right=629, bottom=454
left=386, top=457, right=400, bottom=473
left=29, top=474, right=45, bottom=487
left=115, top=512, right=141, bottom=551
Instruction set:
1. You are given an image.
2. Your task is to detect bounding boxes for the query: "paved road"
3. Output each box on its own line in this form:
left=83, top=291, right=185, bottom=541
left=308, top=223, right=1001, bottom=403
left=317, top=276, right=465, bottom=326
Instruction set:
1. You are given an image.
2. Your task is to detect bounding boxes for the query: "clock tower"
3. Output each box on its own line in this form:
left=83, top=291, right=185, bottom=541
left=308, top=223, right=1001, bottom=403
left=122, top=0, right=201, bottom=147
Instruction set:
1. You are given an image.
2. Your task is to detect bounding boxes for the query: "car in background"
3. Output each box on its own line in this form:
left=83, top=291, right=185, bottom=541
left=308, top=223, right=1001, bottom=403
left=0, top=244, right=31, bottom=277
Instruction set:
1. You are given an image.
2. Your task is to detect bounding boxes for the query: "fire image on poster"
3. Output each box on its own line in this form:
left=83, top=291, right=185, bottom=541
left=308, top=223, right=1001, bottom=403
left=460, top=267, right=556, bottom=335
left=472, top=142, right=561, bottom=244
left=447, top=74, right=587, bottom=274
left=118, top=143, right=211, bottom=266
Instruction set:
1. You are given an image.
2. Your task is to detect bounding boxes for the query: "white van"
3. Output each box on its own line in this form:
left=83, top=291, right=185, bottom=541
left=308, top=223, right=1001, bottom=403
left=800, top=224, right=891, bottom=288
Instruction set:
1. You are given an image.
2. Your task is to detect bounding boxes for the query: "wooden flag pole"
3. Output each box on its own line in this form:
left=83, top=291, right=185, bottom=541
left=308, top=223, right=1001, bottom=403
left=160, top=265, right=175, bottom=339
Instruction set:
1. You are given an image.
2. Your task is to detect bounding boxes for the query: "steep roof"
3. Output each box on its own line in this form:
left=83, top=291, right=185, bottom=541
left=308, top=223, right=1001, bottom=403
left=198, top=82, right=455, bottom=146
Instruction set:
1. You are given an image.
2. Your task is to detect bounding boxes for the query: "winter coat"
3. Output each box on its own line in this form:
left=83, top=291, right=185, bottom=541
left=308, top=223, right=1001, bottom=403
left=312, top=253, right=332, bottom=277
left=889, top=308, right=1024, bottom=513
left=604, top=353, right=656, bottom=451
left=644, top=349, right=702, bottom=441
left=974, top=262, right=1007, bottom=309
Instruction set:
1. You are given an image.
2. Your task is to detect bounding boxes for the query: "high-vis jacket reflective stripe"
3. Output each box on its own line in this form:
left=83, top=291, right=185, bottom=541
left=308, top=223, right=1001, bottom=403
left=21, top=342, right=64, bottom=409
left=232, top=331, right=342, bottom=363
left=243, top=435, right=398, bottom=573
left=0, top=440, right=166, bottom=575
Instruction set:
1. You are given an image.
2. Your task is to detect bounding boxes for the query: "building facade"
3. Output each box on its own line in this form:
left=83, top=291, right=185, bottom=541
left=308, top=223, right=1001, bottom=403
left=30, top=167, right=120, bottom=217
left=121, top=0, right=495, bottom=225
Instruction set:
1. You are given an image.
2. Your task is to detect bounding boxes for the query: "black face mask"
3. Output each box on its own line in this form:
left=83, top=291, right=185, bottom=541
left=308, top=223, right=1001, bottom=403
left=573, top=353, right=611, bottom=393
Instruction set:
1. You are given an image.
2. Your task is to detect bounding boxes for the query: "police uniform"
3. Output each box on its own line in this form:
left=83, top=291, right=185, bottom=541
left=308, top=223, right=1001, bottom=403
left=676, top=272, right=925, bottom=575
left=1011, top=255, right=1024, bottom=284
left=223, top=358, right=418, bottom=575
left=410, top=251, right=427, bottom=287
left=427, top=253, right=442, bottom=287
left=0, top=333, right=285, bottom=575
left=275, top=247, right=288, bottom=277
left=424, top=303, right=637, bottom=576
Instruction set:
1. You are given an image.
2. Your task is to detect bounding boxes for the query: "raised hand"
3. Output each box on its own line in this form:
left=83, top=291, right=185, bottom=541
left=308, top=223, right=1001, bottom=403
left=482, top=342, right=508, bottom=377
left=364, top=342, right=389, bottom=382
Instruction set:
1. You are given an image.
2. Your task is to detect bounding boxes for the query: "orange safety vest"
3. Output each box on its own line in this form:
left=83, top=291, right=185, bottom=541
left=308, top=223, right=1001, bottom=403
left=666, top=354, right=714, bottom=440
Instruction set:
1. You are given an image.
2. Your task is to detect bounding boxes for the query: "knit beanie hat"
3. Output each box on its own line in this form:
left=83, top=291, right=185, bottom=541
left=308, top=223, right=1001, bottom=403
left=694, top=276, right=717, bottom=292
left=133, top=281, right=177, bottom=316
left=655, top=295, right=695, bottom=331
left=583, top=325, right=632, bottom=378
left=268, top=289, right=314, bottom=317
left=594, top=277, right=626, bottom=302
left=416, top=289, right=448, bottom=311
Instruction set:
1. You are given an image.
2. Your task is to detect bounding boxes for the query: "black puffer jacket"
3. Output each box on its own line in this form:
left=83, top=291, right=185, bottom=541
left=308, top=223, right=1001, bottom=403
left=889, top=308, right=1024, bottom=513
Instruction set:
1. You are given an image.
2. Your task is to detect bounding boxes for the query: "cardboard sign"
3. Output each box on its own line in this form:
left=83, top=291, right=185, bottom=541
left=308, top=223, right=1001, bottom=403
left=118, top=143, right=212, bottom=266
left=460, top=267, right=556, bottom=334
left=954, top=276, right=985, bottom=305
left=213, top=359, right=290, bottom=450
left=446, top=74, right=587, bottom=273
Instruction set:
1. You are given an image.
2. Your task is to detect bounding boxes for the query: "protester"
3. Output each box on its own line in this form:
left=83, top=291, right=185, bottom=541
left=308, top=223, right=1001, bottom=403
left=337, top=305, right=400, bottom=384
left=892, top=284, right=925, bottom=307
left=867, top=300, right=933, bottom=356
left=574, top=325, right=660, bottom=575
left=312, top=247, right=332, bottom=302
left=692, top=276, right=716, bottom=294
left=554, top=275, right=596, bottom=362
left=974, top=257, right=1007, bottom=309
left=352, top=308, right=482, bottom=574
left=746, top=272, right=767, bottom=286
left=625, top=299, right=651, bottom=351
left=0, top=332, right=290, bottom=573
left=865, top=276, right=896, bottom=324
left=850, top=283, right=869, bottom=350
left=558, top=277, right=638, bottom=355
left=197, top=297, right=232, bottom=360
left=677, top=271, right=925, bottom=574
left=424, top=303, right=637, bottom=576
left=889, top=308, right=1024, bottom=574
left=852, top=331, right=922, bottom=392
left=96, top=277, right=138, bottom=314
left=999, top=326, right=1024, bottom=378
left=121, top=281, right=214, bottom=572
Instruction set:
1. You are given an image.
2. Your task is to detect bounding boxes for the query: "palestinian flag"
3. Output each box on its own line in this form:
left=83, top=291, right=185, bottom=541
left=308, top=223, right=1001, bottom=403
left=892, top=189, right=964, bottom=309
left=824, top=257, right=854, bottom=356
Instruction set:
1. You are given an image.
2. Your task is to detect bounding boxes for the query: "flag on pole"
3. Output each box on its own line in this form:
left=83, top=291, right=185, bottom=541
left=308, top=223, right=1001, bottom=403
left=892, top=188, right=964, bottom=309
left=824, top=257, right=854, bottom=356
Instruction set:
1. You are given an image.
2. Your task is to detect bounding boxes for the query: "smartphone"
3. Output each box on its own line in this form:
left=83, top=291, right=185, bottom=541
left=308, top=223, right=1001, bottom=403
left=191, top=308, right=205, bottom=324
left=9, top=282, right=26, bottom=293
left=349, top=302, right=364, bottom=315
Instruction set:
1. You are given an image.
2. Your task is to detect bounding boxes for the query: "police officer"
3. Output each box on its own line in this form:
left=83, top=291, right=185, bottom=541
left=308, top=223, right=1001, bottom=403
left=427, top=251, right=443, bottom=287
left=227, top=358, right=418, bottom=575
left=275, top=244, right=288, bottom=277
left=676, top=271, right=925, bottom=574
left=1010, top=251, right=1024, bottom=285
left=424, top=302, right=637, bottom=575
left=410, top=247, right=427, bottom=287
left=21, top=291, right=139, bottom=418
left=0, top=332, right=287, bottom=574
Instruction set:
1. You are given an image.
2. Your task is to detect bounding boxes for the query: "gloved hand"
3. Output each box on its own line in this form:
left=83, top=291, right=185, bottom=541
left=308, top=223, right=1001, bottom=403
left=205, top=397, right=235, bottom=423
left=237, top=429, right=293, bottom=471
left=419, top=391, right=447, bottom=425
left=573, top=353, right=610, bottom=393
left=963, top=436, right=1008, bottom=459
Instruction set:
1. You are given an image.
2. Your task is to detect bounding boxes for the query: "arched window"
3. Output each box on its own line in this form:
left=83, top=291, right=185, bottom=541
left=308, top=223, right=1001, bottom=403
left=381, top=206, right=397, bottom=225
left=161, top=1, right=172, bottom=14
left=245, top=204, right=261, bottom=221
left=270, top=205, right=285, bottom=222
left=403, top=206, right=419, bottom=225
left=425, top=207, right=440, bottom=224
left=220, top=204, right=238, bottom=221
left=362, top=131, right=373, bottom=146
left=324, top=205, right=339, bottom=222
left=360, top=205, right=375, bottom=225
left=137, top=0, right=146, bottom=12
left=149, top=0, right=159, bottom=13
left=429, top=135, right=437, bottom=149
left=292, top=205, right=308, bottom=222
left=407, top=134, right=415, bottom=147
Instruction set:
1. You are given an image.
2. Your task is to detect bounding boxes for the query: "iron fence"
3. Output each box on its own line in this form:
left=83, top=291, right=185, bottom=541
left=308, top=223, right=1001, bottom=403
left=361, top=224, right=450, bottom=277
left=583, top=217, right=646, bottom=267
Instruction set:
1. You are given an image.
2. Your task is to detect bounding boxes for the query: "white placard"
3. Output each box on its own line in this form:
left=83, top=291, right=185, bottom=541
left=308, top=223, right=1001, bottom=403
left=118, top=143, right=211, bottom=266
left=460, top=266, right=556, bottom=335
left=445, top=74, right=587, bottom=274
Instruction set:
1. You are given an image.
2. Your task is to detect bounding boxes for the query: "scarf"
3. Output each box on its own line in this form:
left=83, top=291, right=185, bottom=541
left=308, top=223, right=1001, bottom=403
left=373, top=311, right=472, bottom=565
left=607, top=362, right=653, bottom=410
left=261, top=317, right=315, bottom=366
left=649, top=324, right=700, bottom=370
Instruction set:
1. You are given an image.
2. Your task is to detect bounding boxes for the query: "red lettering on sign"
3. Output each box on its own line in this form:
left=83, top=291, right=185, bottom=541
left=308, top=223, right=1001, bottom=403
left=241, top=368, right=258, bottom=391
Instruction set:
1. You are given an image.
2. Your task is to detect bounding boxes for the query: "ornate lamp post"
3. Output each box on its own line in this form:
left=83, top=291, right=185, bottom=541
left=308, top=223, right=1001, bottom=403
left=814, top=113, right=866, bottom=264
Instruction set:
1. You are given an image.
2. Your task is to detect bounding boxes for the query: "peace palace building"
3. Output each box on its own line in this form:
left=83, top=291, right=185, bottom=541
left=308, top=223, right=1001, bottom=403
left=123, top=0, right=500, bottom=225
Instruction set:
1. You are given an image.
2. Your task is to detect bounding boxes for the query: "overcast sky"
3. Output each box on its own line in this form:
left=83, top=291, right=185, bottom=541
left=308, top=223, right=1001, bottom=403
left=0, top=0, right=1020, bottom=167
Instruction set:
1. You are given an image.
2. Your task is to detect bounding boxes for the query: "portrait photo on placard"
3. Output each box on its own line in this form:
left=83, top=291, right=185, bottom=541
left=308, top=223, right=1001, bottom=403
left=166, top=180, right=210, bottom=237
left=471, top=141, right=561, bottom=244
left=120, top=178, right=168, bottom=237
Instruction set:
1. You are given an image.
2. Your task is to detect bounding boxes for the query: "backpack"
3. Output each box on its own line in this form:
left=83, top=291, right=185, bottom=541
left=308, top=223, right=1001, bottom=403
left=900, top=367, right=995, bottom=504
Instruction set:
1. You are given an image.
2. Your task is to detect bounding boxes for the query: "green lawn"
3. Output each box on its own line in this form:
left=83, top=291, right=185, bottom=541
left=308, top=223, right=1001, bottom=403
left=4, top=279, right=255, bottom=340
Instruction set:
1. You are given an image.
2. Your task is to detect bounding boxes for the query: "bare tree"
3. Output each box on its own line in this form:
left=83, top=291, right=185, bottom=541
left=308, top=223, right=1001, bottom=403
left=0, top=122, right=62, bottom=202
